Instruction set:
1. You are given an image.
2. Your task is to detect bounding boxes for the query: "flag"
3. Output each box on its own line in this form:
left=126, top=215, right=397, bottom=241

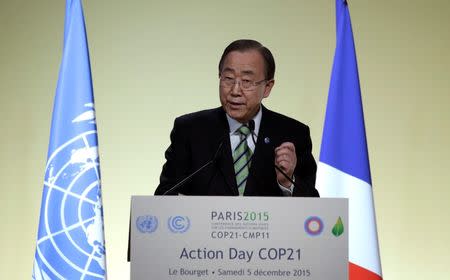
left=317, top=1, right=382, bottom=279
left=32, top=1, right=107, bottom=279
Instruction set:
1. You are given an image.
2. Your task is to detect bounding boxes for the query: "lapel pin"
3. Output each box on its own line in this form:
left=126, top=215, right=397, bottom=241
left=264, top=137, right=270, bottom=144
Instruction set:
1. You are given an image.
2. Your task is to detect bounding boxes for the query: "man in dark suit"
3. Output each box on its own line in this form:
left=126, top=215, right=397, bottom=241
left=154, top=39, right=319, bottom=197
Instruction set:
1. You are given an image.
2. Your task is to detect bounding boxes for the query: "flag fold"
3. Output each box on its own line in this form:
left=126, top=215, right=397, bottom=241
left=317, top=1, right=382, bottom=279
left=32, top=1, right=107, bottom=279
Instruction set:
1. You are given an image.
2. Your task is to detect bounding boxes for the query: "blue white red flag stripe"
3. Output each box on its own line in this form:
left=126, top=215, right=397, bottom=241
left=317, top=1, right=382, bottom=279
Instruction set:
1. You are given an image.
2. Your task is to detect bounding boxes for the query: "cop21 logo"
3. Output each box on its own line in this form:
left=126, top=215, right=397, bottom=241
left=168, top=216, right=191, bottom=233
left=135, top=215, right=190, bottom=234
left=304, top=216, right=324, bottom=236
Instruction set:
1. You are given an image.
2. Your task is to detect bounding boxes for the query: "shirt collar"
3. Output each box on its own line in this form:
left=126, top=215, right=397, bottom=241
left=226, top=107, right=262, bottom=137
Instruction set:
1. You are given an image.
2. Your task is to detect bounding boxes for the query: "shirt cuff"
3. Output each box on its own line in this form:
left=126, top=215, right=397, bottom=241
left=277, top=176, right=295, bottom=196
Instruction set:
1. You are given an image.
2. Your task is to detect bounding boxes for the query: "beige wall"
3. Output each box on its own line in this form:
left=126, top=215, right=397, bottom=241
left=1, top=0, right=449, bottom=279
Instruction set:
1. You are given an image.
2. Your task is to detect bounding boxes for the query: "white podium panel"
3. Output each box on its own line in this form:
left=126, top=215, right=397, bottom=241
left=130, top=196, right=348, bottom=280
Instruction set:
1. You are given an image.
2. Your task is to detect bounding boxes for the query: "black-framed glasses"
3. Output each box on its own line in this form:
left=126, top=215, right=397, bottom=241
left=219, top=76, right=267, bottom=90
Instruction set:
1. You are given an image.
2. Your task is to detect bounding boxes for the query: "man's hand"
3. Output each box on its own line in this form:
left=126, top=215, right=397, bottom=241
left=274, top=142, right=297, bottom=188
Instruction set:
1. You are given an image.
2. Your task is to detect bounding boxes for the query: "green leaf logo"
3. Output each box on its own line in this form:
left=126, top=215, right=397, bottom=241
left=332, top=217, right=344, bottom=237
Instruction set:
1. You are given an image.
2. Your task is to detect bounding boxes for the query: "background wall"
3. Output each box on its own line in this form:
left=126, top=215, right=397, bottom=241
left=1, top=0, right=449, bottom=279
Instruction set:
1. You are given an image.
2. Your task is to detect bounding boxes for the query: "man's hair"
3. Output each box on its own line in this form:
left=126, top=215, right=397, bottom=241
left=218, top=39, right=276, bottom=80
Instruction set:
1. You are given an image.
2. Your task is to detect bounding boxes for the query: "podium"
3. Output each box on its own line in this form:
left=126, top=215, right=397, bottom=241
left=129, top=196, right=348, bottom=279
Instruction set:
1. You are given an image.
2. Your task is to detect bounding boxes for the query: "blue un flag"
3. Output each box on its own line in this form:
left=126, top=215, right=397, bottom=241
left=32, top=1, right=107, bottom=279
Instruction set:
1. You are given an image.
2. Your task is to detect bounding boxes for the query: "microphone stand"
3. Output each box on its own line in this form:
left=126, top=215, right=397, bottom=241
left=162, top=141, right=225, bottom=195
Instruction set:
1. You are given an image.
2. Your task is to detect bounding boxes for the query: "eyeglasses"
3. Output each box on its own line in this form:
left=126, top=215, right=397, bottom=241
left=219, top=76, right=267, bottom=90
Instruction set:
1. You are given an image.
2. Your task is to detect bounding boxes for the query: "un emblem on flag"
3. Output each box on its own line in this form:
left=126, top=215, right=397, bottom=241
left=33, top=131, right=106, bottom=280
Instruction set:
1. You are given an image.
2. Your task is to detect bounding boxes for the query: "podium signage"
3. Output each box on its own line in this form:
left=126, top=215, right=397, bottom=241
left=130, top=196, right=348, bottom=279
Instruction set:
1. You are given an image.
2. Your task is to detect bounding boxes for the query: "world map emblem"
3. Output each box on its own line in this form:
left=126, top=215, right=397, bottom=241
left=136, top=215, right=159, bottom=234
left=33, top=125, right=106, bottom=279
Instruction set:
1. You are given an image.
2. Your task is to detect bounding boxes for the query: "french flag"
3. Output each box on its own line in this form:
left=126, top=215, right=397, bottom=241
left=317, top=1, right=383, bottom=279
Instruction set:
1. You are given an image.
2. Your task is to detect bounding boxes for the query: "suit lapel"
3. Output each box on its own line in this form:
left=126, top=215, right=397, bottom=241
left=245, top=107, right=276, bottom=195
left=214, top=109, right=239, bottom=195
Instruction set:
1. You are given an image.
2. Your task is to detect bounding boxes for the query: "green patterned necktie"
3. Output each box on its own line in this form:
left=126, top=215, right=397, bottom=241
left=233, top=125, right=253, bottom=195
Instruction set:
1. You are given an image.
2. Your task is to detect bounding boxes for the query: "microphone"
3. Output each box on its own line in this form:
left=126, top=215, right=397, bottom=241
left=162, top=137, right=226, bottom=195
left=248, top=119, right=255, bottom=132
left=247, top=120, right=295, bottom=186
left=131, top=134, right=228, bottom=261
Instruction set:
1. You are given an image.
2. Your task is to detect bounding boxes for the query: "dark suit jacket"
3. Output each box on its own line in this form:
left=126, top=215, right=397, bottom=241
left=154, top=106, right=319, bottom=197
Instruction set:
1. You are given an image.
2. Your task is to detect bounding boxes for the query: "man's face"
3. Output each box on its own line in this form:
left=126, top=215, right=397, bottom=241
left=219, top=50, right=274, bottom=123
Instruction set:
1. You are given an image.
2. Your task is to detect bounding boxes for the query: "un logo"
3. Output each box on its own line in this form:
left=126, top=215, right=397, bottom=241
left=33, top=130, right=106, bottom=279
left=168, top=216, right=190, bottom=233
left=136, top=215, right=159, bottom=234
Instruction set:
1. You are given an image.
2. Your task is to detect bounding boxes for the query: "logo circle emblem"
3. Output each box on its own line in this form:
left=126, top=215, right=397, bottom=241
left=304, top=216, right=324, bottom=236
left=168, top=216, right=190, bottom=233
left=136, top=215, right=159, bottom=233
